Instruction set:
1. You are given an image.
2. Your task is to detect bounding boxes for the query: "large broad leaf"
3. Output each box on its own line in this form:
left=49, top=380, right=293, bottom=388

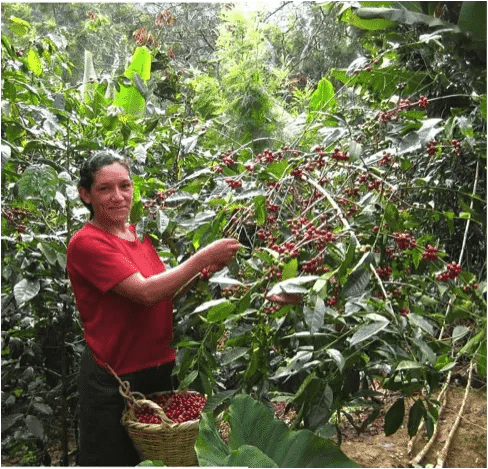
left=267, top=276, right=319, bottom=296
left=26, top=48, right=43, bottom=76
left=309, top=78, right=336, bottom=112
left=397, top=118, right=443, bottom=155
left=114, top=47, right=151, bottom=117
left=457, top=2, right=486, bottom=43
left=194, top=299, right=236, bottom=322
left=384, top=397, right=404, bottom=436
left=8, top=16, right=30, bottom=36
left=341, top=268, right=371, bottom=299
left=196, top=394, right=359, bottom=467
left=353, top=6, right=459, bottom=30
left=25, top=415, right=44, bottom=439
left=14, top=279, right=40, bottom=305
left=349, top=320, right=389, bottom=347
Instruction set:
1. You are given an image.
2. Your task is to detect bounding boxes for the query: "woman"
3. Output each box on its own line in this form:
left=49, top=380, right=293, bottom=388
left=67, top=151, right=241, bottom=466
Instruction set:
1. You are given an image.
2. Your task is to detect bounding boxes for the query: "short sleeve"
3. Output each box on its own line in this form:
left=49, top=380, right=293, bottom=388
left=68, top=233, right=139, bottom=293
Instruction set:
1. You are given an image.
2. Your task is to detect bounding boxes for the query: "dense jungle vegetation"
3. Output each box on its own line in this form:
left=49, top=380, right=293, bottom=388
left=1, top=1, right=486, bottom=466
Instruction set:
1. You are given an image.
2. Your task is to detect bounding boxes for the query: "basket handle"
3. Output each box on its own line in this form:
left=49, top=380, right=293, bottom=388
left=104, top=363, right=175, bottom=427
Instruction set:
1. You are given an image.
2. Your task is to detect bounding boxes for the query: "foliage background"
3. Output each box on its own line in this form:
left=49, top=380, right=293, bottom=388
left=1, top=1, right=486, bottom=466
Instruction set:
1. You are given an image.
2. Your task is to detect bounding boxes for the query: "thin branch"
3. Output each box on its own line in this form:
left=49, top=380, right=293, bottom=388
left=435, top=360, right=475, bottom=468
left=439, top=161, right=480, bottom=340
left=408, top=370, right=452, bottom=464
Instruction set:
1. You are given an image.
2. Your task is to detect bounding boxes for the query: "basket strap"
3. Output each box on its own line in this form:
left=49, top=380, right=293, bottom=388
left=104, top=362, right=145, bottom=407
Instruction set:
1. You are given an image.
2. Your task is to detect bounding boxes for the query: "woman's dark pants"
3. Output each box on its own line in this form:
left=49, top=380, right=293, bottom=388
left=77, top=347, right=177, bottom=466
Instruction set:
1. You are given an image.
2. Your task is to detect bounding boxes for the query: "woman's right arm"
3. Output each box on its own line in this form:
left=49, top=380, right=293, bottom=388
left=112, top=238, right=241, bottom=306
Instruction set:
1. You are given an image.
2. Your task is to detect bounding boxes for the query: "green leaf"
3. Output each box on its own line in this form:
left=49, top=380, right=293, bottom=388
left=195, top=412, right=231, bottom=466
left=309, top=78, right=336, bottom=113
left=156, top=210, right=170, bottom=234
left=267, top=276, right=319, bottom=296
left=326, top=349, right=345, bottom=373
left=341, top=268, right=371, bottom=299
left=26, top=48, right=43, bottom=76
left=195, top=299, right=236, bottom=322
left=225, top=445, right=278, bottom=467
left=25, top=415, right=44, bottom=439
left=14, top=279, right=40, bottom=305
left=384, top=202, right=400, bottom=231
left=219, top=394, right=359, bottom=467
left=253, top=195, right=267, bottom=226
left=395, top=360, right=424, bottom=371
left=282, top=258, right=298, bottom=281
left=341, top=8, right=396, bottom=31
left=178, top=370, right=198, bottom=389
left=349, top=320, right=389, bottom=347
left=384, top=397, right=404, bottom=436
left=221, top=347, right=248, bottom=365
left=304, top=297, right=326, bottom=333
left=408, top=399, right=425, bottom=438
left=8, top=16, right=30, bottom=36
left=408, top=313, right=435, bottom=336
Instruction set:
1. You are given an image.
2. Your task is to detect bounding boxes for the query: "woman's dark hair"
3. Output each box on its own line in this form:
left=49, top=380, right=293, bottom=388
left=78, top=150, right=132, bottom=218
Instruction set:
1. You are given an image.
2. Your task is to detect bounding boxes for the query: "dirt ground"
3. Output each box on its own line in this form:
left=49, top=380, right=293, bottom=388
left=333, top=386, right=487, bottom=468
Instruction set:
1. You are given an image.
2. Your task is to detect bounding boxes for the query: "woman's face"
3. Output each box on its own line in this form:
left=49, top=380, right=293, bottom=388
left=79, top=162, right=133, bottom=225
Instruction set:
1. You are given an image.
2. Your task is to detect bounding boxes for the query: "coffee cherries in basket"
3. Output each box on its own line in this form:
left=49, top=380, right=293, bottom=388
left=136, top=391, right=207, bottom=425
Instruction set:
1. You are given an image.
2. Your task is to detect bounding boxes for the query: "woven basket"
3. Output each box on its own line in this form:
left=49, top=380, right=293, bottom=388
left=122, top=391, right=201, bottom=466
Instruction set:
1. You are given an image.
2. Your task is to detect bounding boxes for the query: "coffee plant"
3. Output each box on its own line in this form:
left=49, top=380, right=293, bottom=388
left=1, top=2, right=486, bottom=465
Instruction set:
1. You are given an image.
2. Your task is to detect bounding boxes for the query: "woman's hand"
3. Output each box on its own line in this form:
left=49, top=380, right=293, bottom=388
left=198, top=238, right=241, bottom=269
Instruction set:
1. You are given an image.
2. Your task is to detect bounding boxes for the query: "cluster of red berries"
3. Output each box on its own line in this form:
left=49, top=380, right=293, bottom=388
left=436, top=262, right=462, bottom=282
left=256, top=149, right=285, bottom=165
left=267, top=202, right=279, bottom=212
left=244, top=163, right=255, bottom=172
left=376, top=110, right=397, bottom=124
left=451, top=139, right=462, bottom=156
left=418, top=96, right=429, bottom=109
left=422, top=244, right=439, bottom=261
left=394, top=232, right=417, bottom=250
left=220, top=151, right=235, bottom=166
left=265, top=265, right=283, bottom=280
left=327, top=296, right=338, bottom=306
left=134, top=404, right=162, bottom=424
left=3, top=207, right=30, bottom=224
left=257, top=228, right=276, bottom=243
left=427, top=140, right=438, bottom=156
left=331, top=147, right=350, bottom=161
left=271, top=241, right=299, bottom=259
left=400, top=307, right=410, bottom=317
left=143, top=188, right=177, bottom=212
left=463, top=283, right=478, bottom=292
left=152, top=392, right=207, bottom=424
left=132, top=28, right=160, bottom=48
left=344, top=186, right=360, bottom=198
left=200, top=268, right=210, bottom=280
left=301, top=256, right=329, bottom=274
left=155, top=9, right=175, bottom=27
left=264, top=304, right=282, bottom=315
left=225, top=178, right=242, bottom=189
left=379, top=152, right=394, bottom=166
left=291, top=167, right=304, bottom=179
left=221, top=285, right=250, bottom=298
left=376, top=265, right=392, bottom=280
